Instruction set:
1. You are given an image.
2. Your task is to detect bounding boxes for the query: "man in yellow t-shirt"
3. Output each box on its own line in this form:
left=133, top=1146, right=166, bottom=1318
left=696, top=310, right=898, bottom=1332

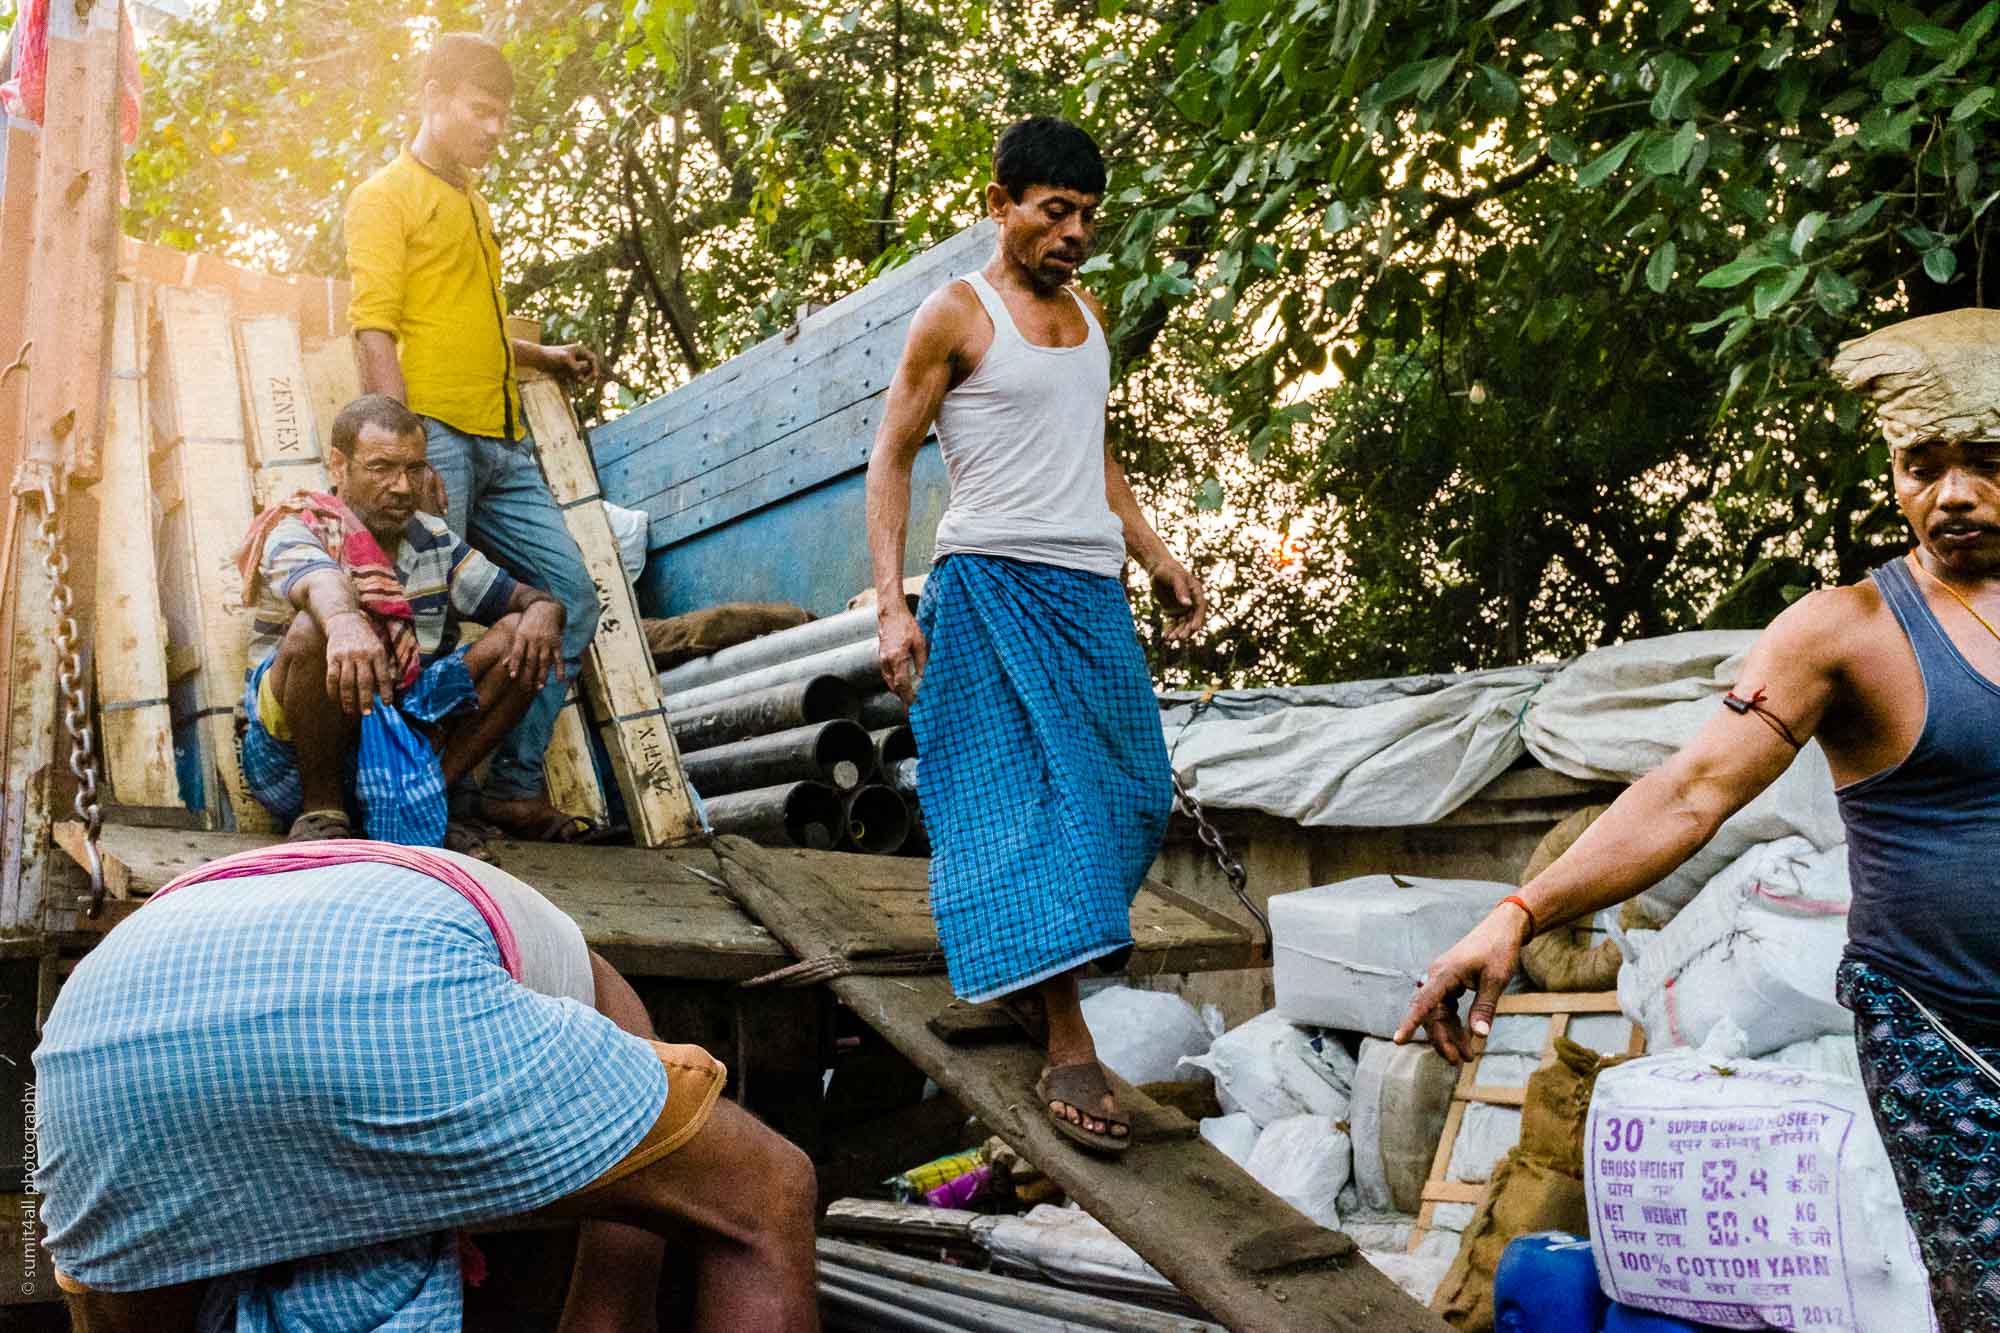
left=346, top=33, right=609, bottom=844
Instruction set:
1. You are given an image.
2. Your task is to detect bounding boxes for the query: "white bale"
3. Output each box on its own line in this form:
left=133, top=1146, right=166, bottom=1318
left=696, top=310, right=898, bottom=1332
left=1444, top=1103, right=1521, bottom=1185
left=1199, top=1113, right=1260, bottom=1169
left=1586, top=1038, right=1936, bottom=1332
left=1766, top=1033, right=1863, bottom=1083
left=1079, top=986, right=1217, bottom=1086
left=1365, top=1250, right=1455, bottom=1306
left=1178, top=1009, right=1356, bottom=1127
left=1271, top=876, right=1510, bottom=1037
left=1617, top=836, right=1852, bottom=1057
left=1243, top=1114, right=1351, bottom=1230
left=974, top=1205, right=1177, bottom=1301
left=1350, top=1038, right=1457, bottom=1213
left=602, top=501, right=650, bottom=579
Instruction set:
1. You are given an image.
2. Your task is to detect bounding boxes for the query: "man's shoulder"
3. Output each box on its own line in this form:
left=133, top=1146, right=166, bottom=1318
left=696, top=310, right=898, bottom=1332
left=1764, top=576, right=1891, bottom=669
left=407, top=512, right=462, bottom=551
left=348, top=152, right=420, bottom=211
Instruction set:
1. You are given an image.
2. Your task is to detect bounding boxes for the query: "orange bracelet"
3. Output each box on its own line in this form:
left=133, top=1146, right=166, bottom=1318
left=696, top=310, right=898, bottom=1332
left=1498, top=894, right=1537, bottom=942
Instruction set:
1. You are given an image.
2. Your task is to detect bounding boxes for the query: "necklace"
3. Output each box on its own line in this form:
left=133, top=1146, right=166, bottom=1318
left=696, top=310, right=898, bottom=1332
left=1912, top=552, right=2000, bottom=646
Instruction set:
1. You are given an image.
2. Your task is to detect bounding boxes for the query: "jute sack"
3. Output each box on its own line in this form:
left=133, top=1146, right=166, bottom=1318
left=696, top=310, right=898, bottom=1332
left=1518, top=805, right=1624, bottom=992
left=642, top=603, right=813, bottom=669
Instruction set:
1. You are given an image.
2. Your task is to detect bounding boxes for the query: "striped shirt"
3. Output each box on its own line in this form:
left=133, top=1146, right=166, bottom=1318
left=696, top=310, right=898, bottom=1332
left=248, top=511, right=518, bottom=672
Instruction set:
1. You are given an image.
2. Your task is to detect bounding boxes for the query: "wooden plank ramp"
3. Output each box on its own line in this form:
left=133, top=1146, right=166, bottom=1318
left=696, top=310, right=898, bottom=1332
left=709, top=840, right=1445, bottom=1333
left=521, top=378, right=698, bottom=845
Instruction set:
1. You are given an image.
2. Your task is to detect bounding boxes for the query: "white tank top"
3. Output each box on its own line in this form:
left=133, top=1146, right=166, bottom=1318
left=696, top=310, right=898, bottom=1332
left=931, top=271, right=1127, bottom=578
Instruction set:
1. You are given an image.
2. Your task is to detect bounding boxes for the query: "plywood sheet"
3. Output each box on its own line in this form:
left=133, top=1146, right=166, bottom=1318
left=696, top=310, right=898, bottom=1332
left=91, top=281, right=178, bottom=807
left=149, top=286, right=272, bottom=832
left=235, top=313, right=328, bottom=506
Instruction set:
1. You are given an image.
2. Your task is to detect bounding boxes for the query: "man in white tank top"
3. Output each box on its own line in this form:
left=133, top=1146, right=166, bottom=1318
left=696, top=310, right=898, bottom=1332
left=865, top=118, right=1207, bottom=1155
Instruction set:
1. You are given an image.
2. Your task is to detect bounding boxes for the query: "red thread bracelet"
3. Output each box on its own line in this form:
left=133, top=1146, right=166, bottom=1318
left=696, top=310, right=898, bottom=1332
left=1498, top=894, right=1537, bottom=941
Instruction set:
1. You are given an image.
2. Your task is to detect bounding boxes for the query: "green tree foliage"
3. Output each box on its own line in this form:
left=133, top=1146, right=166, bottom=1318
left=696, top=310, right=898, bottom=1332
left=1087, top=0, right=1998, bottom=677
left=115, top=0, right=2000, bottom=681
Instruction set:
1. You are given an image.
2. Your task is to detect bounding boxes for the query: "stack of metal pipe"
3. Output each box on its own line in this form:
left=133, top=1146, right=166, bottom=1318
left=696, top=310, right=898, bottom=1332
left=662, top=600, right=924, bottom=854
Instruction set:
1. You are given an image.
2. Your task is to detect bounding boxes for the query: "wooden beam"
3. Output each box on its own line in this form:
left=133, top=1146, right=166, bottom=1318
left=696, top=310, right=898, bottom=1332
left=90, top=280, right=178, bottom=807
left=520, top=378, right=701, bottom=846
left=542, top=689, right=610, bottom=825
left=148, top=286, right=273, bottom=832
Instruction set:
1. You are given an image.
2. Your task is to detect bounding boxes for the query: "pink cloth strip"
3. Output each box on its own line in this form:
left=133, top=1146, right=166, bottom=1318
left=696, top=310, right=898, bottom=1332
left=149, top=840, right=523, bottom=981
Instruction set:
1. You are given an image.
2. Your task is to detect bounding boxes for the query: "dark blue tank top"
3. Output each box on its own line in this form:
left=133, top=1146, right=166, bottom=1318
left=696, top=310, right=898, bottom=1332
left=1839, top=556, right=2000, bottom=1031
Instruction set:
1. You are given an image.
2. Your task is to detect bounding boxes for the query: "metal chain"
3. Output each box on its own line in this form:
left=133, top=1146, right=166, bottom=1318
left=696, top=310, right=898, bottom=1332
left=28, top=478, right=107, bottom=917
left=1167, top=686, right=1268, bottom=958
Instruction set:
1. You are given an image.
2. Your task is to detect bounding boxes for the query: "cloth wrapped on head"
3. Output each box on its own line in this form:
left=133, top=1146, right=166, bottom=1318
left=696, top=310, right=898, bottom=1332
left=1830, top=308, right=2000, bottom=449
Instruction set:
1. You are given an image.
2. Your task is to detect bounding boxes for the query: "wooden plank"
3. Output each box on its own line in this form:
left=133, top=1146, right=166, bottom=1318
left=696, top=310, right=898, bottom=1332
left=299, top=335, right=360, bottom=454
left=235, top=313, right=329, bottom=507
left=1493, top=991, right=1624, bottom=1015
left=90, top=281, right=179, bottom=807
left=60, top=824, right=793, bottom=979
left=1461, top=1084, right=1529, bottom=1107
left=1418, top=1180, right=1490, bottom=1206
left=629, top=393, right=888, bottom=548
left=543, top=689, right=610, bottom=825
left=148, top=286, right=274, bottom=832
left=591, top=222, right=993, bottom=471
left=834, top=970, right=1443, bottom=1332
left=520, top=378, right=700, bottom=846
left=18, top=0, right=123, bottom=483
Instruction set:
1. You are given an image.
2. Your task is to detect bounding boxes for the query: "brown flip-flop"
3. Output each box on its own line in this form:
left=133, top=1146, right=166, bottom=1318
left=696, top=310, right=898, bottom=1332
left=443, top=818, right=497, bottom=861
left=285, top=810, right=353, bottom=842
left=1036, top=1061, right=1131, bottom=1156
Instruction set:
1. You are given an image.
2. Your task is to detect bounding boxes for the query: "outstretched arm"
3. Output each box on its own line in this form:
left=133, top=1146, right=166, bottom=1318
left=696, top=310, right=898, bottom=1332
left=1395, top=590, right=1848, bottom=1060
left=865, top=290, right=963, bottom=702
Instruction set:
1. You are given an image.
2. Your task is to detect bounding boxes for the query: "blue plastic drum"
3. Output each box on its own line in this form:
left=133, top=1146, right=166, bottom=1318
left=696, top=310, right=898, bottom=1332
left=1493, top=1231, right=1608, bottom=1332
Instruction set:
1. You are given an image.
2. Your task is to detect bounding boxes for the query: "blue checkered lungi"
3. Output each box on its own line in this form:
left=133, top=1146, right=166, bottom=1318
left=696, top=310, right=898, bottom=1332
left=240, top=648, right=477, bottom=844
left=32, top=862, right=667, bottom=1314
left=910, top=554, right=1172, bottom=1003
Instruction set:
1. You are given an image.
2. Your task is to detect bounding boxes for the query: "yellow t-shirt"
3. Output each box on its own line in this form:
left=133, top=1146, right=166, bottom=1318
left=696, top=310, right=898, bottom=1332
left=345, top=149, right=522, bottom=440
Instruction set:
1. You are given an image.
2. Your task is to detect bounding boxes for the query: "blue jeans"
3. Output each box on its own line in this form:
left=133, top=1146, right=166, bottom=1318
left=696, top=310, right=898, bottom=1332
left=422, top=417, right=600, bottom=802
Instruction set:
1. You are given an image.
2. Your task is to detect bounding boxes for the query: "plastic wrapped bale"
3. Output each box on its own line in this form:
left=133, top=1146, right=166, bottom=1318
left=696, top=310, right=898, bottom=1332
left=1242, top=1113, right=1351, bottom=1230
left=1351, top=1038, right=1458, bottom=1213
left=1271, top=876, right=1511, bottom=1038
left=1616, top=836, right=1851, bottom=1057
left=1198, top=1112, right=1259, bottom=1168
left=1366, top=1250, right=1455, bottom=1307
left=1078, top=986, right=1219, bottom=1085
left=1585, top=1028, right=1937, bottom=1332
left=1177, top=1009, right=1356, bottom=1127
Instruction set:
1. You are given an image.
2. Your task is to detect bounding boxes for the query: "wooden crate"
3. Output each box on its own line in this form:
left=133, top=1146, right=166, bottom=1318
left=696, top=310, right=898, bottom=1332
left=298, top=335, right=360, bottom=459
left=90, top=280, right=179, bottom=808
left=519, top=379, right=699, bottom=845
left=148, top=286, right=274, bottom=832
left=1410, top=990, right=1646, bottom=1249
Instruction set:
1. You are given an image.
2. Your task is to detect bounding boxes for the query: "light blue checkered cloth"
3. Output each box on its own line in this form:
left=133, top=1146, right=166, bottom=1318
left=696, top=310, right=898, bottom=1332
left=240, top=648, right=477, bottom=844
left=32, top=861, right=668, bottom=1323
left=909, top=554, right=1173, bottom=1003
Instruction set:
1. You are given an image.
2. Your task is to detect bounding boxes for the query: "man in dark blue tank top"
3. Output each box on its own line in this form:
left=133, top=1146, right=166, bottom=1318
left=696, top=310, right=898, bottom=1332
left=1397, top=307, right=2000, bottom=1329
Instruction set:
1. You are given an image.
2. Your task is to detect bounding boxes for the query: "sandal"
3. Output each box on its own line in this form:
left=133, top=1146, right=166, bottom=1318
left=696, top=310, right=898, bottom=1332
left=286, top=810, right=353, bottom=842
left=443, top=818, right=498, bottom=861
left=480, top=804, right=623, bottom=845
left=1036, top=1061, right=1131, bottom=1156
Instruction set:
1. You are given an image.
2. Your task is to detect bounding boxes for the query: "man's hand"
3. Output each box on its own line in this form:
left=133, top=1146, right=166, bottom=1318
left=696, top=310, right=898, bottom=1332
left=1391, top=903, right=1531, bottom=1064
left=878, top=607, right=929, bottom=705
left=1149, top=556, right=1209, bottom=642
left=324, top=610, right=395, bottom=716
left=506, top=599, right=567, bottom=688
left=545, top=343, right=602, bottom=385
